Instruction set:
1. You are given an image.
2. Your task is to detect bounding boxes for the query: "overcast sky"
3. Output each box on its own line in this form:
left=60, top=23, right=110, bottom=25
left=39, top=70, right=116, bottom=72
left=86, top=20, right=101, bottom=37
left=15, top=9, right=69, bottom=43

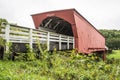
left=0, top=0, right=120, bottom=30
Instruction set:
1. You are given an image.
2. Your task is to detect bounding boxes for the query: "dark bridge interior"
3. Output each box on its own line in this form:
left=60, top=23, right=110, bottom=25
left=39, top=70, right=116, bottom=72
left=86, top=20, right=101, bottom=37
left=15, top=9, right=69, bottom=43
left=39, top=16, right=73, bottom=36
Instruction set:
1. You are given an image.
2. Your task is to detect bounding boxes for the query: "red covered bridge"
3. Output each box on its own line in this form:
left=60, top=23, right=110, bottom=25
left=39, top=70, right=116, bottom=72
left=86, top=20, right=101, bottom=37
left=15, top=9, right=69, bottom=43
left=31, top=9, right=106, bottom=54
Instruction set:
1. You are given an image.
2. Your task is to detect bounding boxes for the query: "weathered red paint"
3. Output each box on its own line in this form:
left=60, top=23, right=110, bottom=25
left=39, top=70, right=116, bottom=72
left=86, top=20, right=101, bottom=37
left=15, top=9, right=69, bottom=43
left=31, top=9, right=106, bottom=53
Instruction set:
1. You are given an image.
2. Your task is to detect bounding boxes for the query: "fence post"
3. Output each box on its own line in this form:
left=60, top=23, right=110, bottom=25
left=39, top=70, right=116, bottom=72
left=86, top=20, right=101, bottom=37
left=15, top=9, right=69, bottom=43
left=47, top=32, right=50, bottom=51
left=5, top=24, right=10, bottom=52
left=59, top=34, right=61, bottom=50
left=67, top=36, right=69, bottom=50
left=29, top=28, right=33, bottom=52
left=73, top=37, right=75, bottom=49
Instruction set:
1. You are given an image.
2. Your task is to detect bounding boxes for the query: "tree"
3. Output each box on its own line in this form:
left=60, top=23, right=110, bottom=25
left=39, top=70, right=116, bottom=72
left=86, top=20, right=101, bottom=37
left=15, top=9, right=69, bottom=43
left=0, top=18, right=8, bottom=59
left=99, top=29, right=120, bottom=50
left=0, top=18, right=8, bottom=46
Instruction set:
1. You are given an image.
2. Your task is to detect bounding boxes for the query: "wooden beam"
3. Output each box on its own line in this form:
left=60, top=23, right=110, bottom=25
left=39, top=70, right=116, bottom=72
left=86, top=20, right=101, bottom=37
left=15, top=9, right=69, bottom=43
left=67, top=36, right=69, bottom=49
left=53, top=22, right=60, bottom=29
left=47, top=32, right=50, bottom=51
left=44, top=19, right=52, bottom=28
left=59, top=34, right=61, bottom=50
left=103, top=51, right=106, bottom=61
left=59, top=26, right=64, bottom=33
left=40, top=22, right=44, bottom=27
left=5, top=24, right=10, bottom=52
left=29, top=29, right=33, bottom=52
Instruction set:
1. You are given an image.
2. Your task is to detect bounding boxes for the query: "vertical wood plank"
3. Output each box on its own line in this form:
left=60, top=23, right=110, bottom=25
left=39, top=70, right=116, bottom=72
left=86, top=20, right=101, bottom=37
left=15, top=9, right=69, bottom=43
left=67, top=36, right=69, bottom=49
left=5, top=24, right=10, bottom=51
left=59, top=34, right=61, bottom=50
left=29, top=28, right=33, bottom=52
left=47, top=32, right=50, bottom=51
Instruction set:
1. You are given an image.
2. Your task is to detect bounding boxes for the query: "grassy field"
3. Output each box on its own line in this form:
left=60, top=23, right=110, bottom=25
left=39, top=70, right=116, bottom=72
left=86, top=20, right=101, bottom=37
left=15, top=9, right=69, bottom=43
left=0, top=51, right=120, bottom=80
left=107, top=50, right=120, bottom=59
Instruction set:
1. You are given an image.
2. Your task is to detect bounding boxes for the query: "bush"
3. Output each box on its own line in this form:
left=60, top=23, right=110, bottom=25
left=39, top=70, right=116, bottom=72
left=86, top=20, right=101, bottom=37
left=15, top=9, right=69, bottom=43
left=26, top=52, right=36, bottom=61
left=15, top=52, right=36, bottom=61
left=0, top=50, right=120, bottom=79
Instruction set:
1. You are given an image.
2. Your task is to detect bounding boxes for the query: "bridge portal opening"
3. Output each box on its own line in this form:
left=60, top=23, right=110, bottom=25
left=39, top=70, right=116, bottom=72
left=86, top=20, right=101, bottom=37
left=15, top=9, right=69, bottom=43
left=39, top=16, right=74, bottom=50
left=39, top=16, right=73, bottom=36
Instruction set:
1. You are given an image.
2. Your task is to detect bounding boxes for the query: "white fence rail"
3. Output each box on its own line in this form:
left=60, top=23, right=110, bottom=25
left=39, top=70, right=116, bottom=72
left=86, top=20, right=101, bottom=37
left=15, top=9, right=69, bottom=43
left=0, top=24, right=74, bottom=51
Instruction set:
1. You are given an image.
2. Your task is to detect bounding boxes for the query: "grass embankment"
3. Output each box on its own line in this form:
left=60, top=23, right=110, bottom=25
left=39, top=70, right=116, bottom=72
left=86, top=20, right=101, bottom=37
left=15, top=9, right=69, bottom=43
left=0, top=51, right=120, bottom=80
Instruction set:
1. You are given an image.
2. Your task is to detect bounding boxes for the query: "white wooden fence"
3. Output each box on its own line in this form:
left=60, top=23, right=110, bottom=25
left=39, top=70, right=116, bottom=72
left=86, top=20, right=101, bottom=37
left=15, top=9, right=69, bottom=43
left=0, top=24, right=74, bottom=51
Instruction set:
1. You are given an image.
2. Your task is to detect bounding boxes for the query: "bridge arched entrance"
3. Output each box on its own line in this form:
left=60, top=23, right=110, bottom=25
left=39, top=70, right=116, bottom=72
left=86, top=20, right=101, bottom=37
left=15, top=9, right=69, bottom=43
left=39, top=16, right=74, bottom=50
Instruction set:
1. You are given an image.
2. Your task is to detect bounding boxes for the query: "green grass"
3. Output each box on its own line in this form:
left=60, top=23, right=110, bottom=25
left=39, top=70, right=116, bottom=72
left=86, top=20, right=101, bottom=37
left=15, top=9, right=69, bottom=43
left=107, top=50, right=120, bottom=59
left=0, top=60, right=54, bottom=80
left=0, top=51, right=120, bottom=80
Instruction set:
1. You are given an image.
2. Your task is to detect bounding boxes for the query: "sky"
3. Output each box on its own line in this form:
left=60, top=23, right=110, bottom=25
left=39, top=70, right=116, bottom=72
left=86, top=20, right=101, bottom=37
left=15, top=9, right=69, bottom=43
left=0, top=0, right=120, bottom=30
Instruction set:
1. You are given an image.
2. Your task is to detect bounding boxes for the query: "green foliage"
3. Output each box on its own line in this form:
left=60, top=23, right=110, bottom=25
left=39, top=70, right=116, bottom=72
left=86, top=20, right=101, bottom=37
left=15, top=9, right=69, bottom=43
left=26, top=44, right=32, bottom=53
left=16, top=53, right=36, bottom=61
left=25, top=44, right=36, bottom=61
left=0, top=51, right=120, bottom=79
left=0, top=18, right=7, bottom=49
left=0, top=18, right=8, bottom=36
left=3, top=42, right=13, bottom=60
left=99, top=29, right=120, bottom=49
left=35, top=39, right=48, bottom=61
left=0, top=38, right=5, bottom=47
left=0, top=18, right=8, bottom=25
left=26, top=52, right=36, bottom=61
left=107, top=50, right=120, bottom=59
left=17, top=44, right=36, bottom=61
left=6, top=42, right=13, bottom=53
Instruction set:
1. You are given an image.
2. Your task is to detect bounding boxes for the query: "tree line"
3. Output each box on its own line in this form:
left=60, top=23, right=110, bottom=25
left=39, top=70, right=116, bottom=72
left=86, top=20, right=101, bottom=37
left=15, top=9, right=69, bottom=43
left=99, top=29, right=120, bottom=50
